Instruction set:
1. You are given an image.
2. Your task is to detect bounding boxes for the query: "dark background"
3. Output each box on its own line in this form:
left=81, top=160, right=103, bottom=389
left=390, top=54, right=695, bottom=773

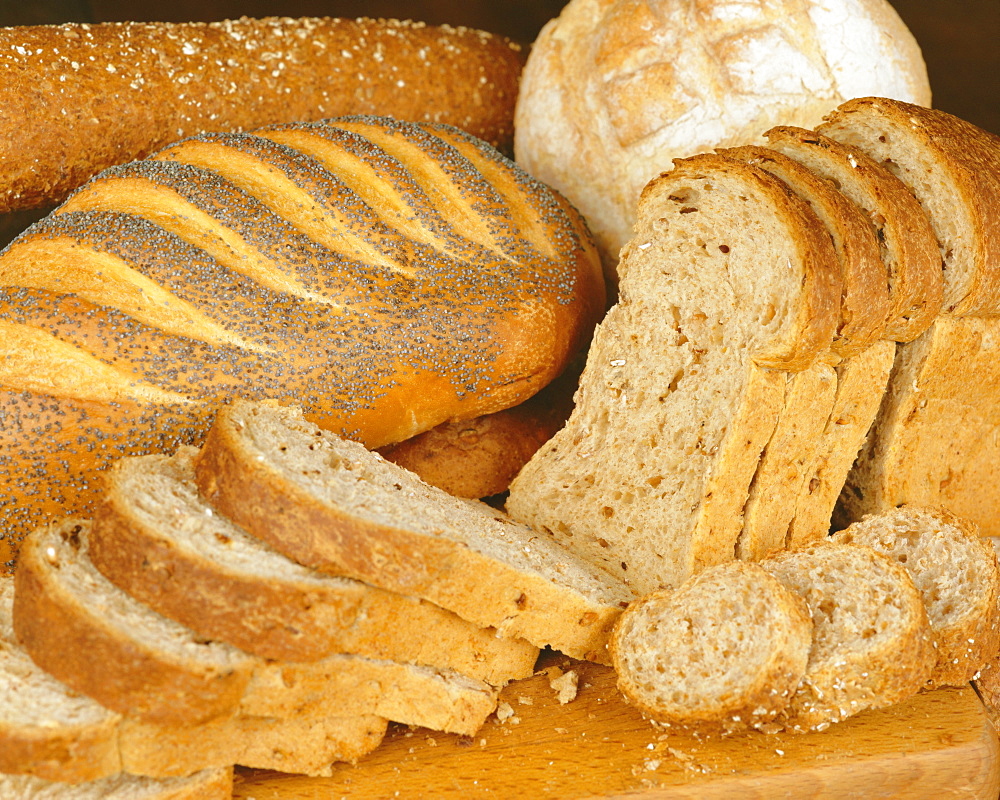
left=2, top=0, right=998, bottom=135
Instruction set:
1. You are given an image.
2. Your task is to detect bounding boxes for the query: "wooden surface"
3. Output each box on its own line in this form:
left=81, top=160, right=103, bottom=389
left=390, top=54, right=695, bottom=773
left=233, top=655, right=1000, bottom=799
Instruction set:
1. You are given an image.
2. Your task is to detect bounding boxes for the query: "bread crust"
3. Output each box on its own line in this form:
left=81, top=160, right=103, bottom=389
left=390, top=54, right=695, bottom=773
left=0, top=17, right=525, bottom=213
left=764, top=126, right=942, bottom=342
left=0, top=117, right=604, bottom=571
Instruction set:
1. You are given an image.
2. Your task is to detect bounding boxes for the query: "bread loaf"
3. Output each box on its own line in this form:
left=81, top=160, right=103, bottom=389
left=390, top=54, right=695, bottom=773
left=0, top=16, right=525, bottom=214
left=194, top=399, right=634, bottom=660
left=507, top=153, right=840, bottom=594
left=89, top=447, right=538, bottom=680
left=514, top=0, right=930, bottom=276
left=0, top=115, right=604, bottom=570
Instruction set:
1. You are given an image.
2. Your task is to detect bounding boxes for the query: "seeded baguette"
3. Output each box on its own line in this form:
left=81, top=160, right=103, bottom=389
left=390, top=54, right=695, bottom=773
left=194, top=399, right=635, bottom=660
left=609, top=561, right=812, bottom=735
left=89, top=447, right=538, bottom=681
left=764, top=125, right=942, bottom=342
left=0, top=115, right=604, bottom=570
left=832, top=505, right=1000, bottom=688
left=507, top=154, right=840, bottom=594
left=0, top=16, right=526, bottom=214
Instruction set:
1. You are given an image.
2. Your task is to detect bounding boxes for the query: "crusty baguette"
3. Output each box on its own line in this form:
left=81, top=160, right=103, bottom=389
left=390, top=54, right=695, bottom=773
left=760, top=541, right=936, bottom=732
left=507, top=153, right=840, bottom=594
left=831, top=505, right=1000, bottom=688
left=0, top=115, right=604, bottom=570
left=0, top=767, right=233, bottom=800
left=609, top=561, right=812, bottom=734
left=194, top=399, right=635, bottom=660
left=764, top=125, right=942, bottom=342
left=0, top=16, right=525, bottom=214
left=89, top=447, right=538, bottom=681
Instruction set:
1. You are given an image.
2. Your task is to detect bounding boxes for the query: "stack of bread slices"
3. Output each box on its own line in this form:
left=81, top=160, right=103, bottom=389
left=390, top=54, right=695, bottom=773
left=507, top=97, right=1000, bottom=595
left=2, top=398, right=635, bottom=794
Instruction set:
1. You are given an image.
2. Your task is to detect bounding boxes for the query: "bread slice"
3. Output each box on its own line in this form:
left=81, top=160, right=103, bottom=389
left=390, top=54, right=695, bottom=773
left=818, top=96, right=1000, bottom=315
left=0, top=767, right=233, bottom=800
left=14, top=518, right=503, bottom=736
left=507, top=153, right=841, bottom=594
left=787, top=339, right=897, bottom=544
left=194, top=398, right=635, bottom=660
left=760, top=541, right=936, bottom=732
left=89, top=447, right=538, bottom=682
left=831, top=505, right=1000, bottom=687
left=13, top=519, right=254, bottom=726
left=609, top=561, right=812, bottom=734
left=0, top=576, right=388, bottom=780
left=764, top=126, right=942, bottom=342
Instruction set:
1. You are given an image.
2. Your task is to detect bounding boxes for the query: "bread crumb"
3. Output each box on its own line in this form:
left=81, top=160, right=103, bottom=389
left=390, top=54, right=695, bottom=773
left=517, top=695, right=534, bottom=705
left=495, top=701, right=515, bottom=722
left=550, top=669, right=579, bottom=704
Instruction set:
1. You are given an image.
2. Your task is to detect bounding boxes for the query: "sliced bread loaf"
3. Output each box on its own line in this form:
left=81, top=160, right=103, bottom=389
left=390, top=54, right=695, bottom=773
left=831, top=505, right=1000, bottom=687
left=764, top=125, right=942, bottom=342
left=194, top=399, right=635, bottom=660
left=760, top=541, right=936, bottom=732
left=0, top=767, right=233, bottom=800
left=89, top=446, right=538, bottom=682
left=818, top=96, right=1000, bottom=315
left=13, top=519, right=254, bottom=726
left=507, top=153, right=841, bottom=594
left=609, top=561, right=812, bottom=734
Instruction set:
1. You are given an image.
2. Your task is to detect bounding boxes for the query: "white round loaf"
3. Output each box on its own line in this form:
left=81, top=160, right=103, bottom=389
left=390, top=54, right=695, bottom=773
left=514, top=0, right=931, bottom=278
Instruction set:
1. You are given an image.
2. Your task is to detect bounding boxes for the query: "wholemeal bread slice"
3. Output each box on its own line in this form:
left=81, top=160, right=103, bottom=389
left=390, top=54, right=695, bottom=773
left=831, top=505, right=1000, bottom=687
left=14, top=519, right=502, bottom=736
left=818, top=96, right=1000, bottom=315
left=760, top=541, right=936, bottom=732
left=609, top=561, right=812, bottom=735
left=507, top=153, right=841, bottom=594
left=89, top=447, right=538, bottom=682
left=0, top=767, right=233, bottom=800
left=194, top=399, right=634, bottom=660
left=14, top=520, right=254, bottom=726
left=764, top=125, right=941, bottom=342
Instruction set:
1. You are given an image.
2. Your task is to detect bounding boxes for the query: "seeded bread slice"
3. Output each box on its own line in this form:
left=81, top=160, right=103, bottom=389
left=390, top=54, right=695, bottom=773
left=765, top=126, right=942, bottom=343
left=0, top=577, right=387, bottom=780
left=609, top=561, right=812, bottom=735
left=760, top=541, right=936, bottom=732
left=832, top=505, right=1000, bottom=687
left=508, top=154, right=840, bottom=594
left=13, top=520, right=254, bottom=726
left=194, top=399, right=634, bottom=660
left=90, top=447, right=538, bottom=682
left=819, top=96, right=1000, bottom=315
left=0, top=767, right=233, bottom=800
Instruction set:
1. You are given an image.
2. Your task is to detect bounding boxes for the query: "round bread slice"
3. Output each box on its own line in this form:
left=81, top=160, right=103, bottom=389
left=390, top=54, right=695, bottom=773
left=13, top=520, right=254, bottom=726
left=760, top=541, right=936, bottom=732
left=0, top=766, right=232, bottom=800
left=832, top=505, right=1000, bottom=687
left=764, top=125, right=942, bottom=342
left=609, top=561, right=812, bottom=734
left=89, top=446, right=539, bottom=681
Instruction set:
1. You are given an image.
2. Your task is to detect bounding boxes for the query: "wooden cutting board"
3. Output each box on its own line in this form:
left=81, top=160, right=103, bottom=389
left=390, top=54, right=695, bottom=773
left=233, top=655, right=1000, bottom=799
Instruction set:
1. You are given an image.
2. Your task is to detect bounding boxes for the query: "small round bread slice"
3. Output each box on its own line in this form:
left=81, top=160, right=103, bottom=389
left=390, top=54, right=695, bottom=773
left=609, top=561, right=812, bottom=734
left=831, top=505, right=1000, bottom=687
left=13, top=520, right=255, bottom=726
left=760, top=541, right=936, bottom=732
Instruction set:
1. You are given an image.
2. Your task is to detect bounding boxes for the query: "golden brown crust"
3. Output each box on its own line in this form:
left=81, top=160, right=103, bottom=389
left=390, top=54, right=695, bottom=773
left=12, top=520, right=254, bottom=725
left=0, top=117, right=604, bottom=571
left=819, top=97, right=1000, bottom=315
left=0, top=718, right=121, bottom=784
left=764, top=125, right=942, bottom=342
left=0, top=17, right=525, bottom=213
